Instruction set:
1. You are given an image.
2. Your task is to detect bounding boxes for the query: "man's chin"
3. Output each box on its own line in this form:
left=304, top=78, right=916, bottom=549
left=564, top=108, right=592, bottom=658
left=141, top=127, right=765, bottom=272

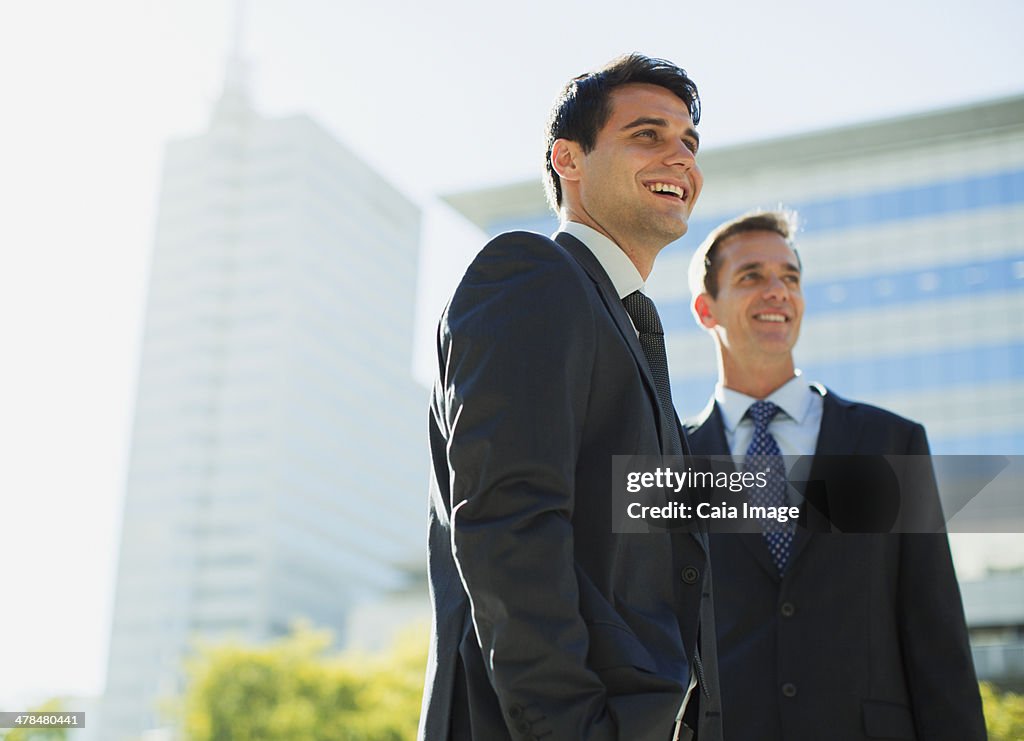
left=666, top=220, right=690, bottom=243
left=657, top=214, right=690, bottom=238
left=637, top=214, right=692, bottom=250
left=754, top=338, right=798, bottom=355
left=671, top=209, right=696, bottom=237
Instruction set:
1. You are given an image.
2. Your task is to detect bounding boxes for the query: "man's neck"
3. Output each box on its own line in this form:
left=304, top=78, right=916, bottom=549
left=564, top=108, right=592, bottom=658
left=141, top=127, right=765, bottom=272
left=718, top=354, right=796, bottom=400
left=561, top=214, right=658, bottom=280
left=558, top=221, right=645, bottom=299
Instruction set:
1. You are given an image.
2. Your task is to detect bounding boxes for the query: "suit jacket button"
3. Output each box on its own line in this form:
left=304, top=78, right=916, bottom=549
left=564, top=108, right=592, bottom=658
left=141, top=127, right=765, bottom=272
left=508, top=705, right=523, bottom=719
left=515, top=720, right=531, bottom=733
left=681, top=566, right=700, bottom=584
left=780, top=601, right=796, bottom=617
left=781, top=682, right=797, bottom=697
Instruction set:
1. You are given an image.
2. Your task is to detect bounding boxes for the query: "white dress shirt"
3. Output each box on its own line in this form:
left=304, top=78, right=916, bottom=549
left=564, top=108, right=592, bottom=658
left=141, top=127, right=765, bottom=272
left=714, top=373, right=824, bottom=459
left=715, top=373, right=825, bottom=511
left=557, top=221, right=645, bottom=299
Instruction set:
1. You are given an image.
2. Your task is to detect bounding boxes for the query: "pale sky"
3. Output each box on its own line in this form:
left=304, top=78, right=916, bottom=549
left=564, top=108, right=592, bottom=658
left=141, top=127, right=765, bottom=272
left=1, top=0, right=1022, bottom=711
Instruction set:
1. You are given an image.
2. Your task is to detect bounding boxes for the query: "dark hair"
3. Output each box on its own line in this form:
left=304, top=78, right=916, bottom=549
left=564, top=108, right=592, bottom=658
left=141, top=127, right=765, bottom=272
left=544, top=53, right=700, bottom=212
left=688, top=209, right=801, bottom=298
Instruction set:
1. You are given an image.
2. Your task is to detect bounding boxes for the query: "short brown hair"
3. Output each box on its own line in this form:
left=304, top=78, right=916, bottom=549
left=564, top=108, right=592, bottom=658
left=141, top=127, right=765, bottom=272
left=544, top=53, right=700, bottom=213
left=688, top=209, right=800, bottom=299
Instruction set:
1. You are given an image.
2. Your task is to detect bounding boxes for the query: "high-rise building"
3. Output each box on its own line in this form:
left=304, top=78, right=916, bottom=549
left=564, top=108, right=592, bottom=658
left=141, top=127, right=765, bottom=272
left=961, top=568, right=1024, bottom=688
left=446, top=94, right=1024, bottom=455
left=98, top=67, right=425, bottom=739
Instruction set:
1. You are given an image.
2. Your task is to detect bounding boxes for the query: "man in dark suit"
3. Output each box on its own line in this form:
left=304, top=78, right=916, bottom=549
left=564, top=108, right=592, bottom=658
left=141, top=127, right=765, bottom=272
left=418, top=54, right=722, bottom=741
left=684, top=209, right=986, bottom=740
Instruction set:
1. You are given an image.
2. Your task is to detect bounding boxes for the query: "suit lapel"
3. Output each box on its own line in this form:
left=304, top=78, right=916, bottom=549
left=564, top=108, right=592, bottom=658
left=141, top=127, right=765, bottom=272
left=554, top=232, right=672, bottom=455
left=556, top=232, right=707, bottom=553
left=688, top=400, right=733, bottom=470
left=691, top=403, right=779, bottom=576
left=788, top=385, right=865, bottom=565
left=695, top=389, right=869, bottom=577
left=811, top=386, right=865, bottom=457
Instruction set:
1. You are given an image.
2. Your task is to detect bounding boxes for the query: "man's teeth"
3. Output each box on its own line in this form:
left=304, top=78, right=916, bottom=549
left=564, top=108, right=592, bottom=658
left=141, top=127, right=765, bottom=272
left=647, top=183, right=684, bottom=199
left=755, top=314, right=787, bottom=323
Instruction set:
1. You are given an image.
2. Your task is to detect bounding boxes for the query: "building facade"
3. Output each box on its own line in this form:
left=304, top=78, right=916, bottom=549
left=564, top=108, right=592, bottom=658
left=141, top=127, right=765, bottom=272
left=99, top=83, right=426, bottom=739
left=961, top=569, right=1024, bottom=690
left=446, top=95, right=1024, bottom=455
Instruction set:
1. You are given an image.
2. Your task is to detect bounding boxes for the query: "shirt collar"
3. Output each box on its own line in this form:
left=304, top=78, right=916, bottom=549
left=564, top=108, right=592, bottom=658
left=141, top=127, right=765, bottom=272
left=557, top=221, right=645, bottom=299
left=714, top=371, right=816, bottom=432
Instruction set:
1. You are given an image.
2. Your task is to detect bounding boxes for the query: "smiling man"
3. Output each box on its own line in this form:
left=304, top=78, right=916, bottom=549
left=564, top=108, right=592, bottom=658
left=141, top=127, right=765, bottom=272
left=419, top=54, right=721, bottom=741
left=685, top=210, right=985, bottom=740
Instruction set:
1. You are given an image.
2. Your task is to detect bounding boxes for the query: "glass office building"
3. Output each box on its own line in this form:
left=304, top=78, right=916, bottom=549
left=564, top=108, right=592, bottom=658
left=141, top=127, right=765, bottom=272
left=446, top=94, right=1024, bottom=455
left=445, top=95, right=1024, bottom=687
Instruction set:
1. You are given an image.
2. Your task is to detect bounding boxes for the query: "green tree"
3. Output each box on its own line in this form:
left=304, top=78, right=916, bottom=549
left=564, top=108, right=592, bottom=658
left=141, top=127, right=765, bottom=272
left=179, top=622, right=427, bottom=741
left=981, top=681, right=1024, bottom=741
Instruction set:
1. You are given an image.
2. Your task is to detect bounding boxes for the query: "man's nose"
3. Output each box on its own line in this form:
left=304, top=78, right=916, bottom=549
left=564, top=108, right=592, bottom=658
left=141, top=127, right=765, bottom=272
left=666, top=138, right=696, bottom=168
left=763, top=275, right=790, bottom=301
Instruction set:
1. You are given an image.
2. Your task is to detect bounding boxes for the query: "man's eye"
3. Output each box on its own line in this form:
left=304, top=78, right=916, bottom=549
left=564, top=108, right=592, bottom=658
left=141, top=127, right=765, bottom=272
left=684, top=140, right=698, bottom=153
left=635, top=130, right=656, bottom=139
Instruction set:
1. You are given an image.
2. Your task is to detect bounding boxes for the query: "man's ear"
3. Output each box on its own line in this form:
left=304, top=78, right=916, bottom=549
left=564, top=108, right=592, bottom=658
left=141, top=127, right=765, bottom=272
left=693, top=293, right=717, bottom=329
left=550, top=139, right=583, bottom=183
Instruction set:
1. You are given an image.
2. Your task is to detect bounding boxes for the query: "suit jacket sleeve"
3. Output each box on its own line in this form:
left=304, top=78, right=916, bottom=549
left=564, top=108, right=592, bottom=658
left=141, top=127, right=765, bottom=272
left=896, top=424, right=987, bottom=739
left=436, top=234, right=663, bottom=740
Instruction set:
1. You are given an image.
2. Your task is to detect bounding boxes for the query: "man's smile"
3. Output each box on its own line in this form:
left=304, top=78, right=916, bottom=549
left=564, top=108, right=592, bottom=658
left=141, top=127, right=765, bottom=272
left=645, top=180, right=690, bottom=202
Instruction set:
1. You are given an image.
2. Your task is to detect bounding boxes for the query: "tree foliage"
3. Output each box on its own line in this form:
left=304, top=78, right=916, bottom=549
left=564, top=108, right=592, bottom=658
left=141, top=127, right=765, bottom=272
left=177, top=624, right=1024, bottom=741
left=981, top=681, right=1024, bottom=741
left=178, top=622, right=427, bottom=741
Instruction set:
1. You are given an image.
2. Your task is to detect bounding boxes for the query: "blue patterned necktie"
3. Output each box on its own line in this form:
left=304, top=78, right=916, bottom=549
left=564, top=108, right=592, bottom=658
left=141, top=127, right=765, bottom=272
left=744, top=400, right=794, bottom=574
left=622, top=291, right=683, bottom=456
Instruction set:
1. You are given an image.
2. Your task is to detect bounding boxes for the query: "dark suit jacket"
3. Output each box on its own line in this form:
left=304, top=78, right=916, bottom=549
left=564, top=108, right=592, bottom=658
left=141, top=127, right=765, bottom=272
left=419, top=231, right=722, bottom=741
left=685, top=387, right=986, bottom=741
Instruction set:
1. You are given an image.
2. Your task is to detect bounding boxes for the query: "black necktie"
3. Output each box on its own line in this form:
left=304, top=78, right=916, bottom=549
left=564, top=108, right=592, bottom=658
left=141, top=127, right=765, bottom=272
left=622, top=291, right=683, bottom=456
left=744, top=400, right=794, bottom=574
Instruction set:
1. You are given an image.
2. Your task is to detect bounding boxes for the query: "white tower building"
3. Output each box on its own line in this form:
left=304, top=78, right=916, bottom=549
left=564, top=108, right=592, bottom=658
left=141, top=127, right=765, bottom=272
left=98, top=33, right=425, bottom=741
